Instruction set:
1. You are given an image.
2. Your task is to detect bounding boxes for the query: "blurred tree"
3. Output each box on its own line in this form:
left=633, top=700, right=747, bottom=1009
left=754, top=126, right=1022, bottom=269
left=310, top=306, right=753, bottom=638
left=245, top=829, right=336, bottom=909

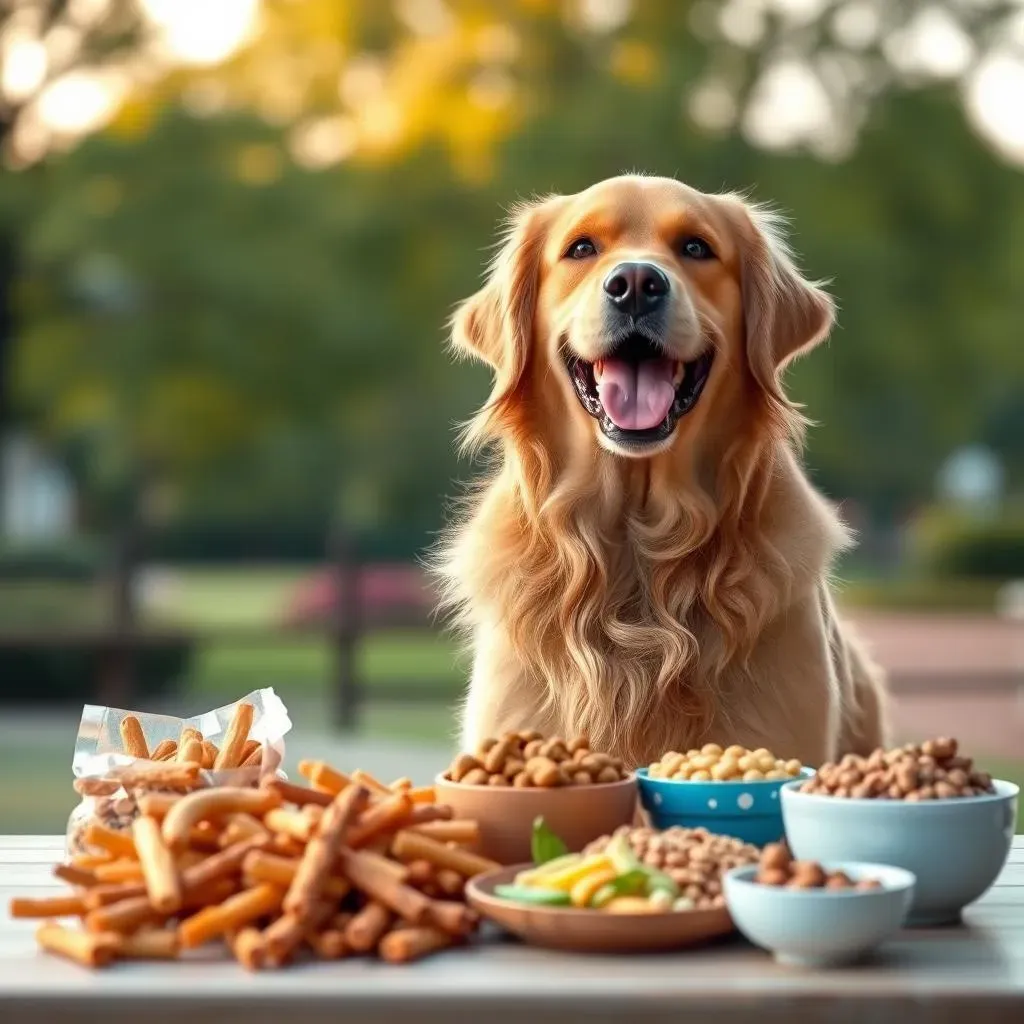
left=6, top=0, right=1024, bottom=541
left=0, top=0, right=143, bottom=520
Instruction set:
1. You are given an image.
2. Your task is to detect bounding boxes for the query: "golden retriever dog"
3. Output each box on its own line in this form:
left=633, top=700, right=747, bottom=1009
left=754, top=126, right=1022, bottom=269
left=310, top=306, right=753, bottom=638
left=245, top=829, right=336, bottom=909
left=436, top=174, right=889, bottom=768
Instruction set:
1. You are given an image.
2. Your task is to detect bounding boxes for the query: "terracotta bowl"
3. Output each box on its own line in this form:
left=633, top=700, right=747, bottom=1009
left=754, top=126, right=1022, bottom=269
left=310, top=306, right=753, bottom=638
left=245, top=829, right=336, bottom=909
left=434, top=773, right=638, bottom=865
left=467, top=864, right=735, bottom=953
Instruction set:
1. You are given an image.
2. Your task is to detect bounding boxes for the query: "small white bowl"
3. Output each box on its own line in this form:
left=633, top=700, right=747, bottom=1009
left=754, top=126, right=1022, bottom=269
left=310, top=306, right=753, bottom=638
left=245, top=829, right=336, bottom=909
left=723, top=862, right=915, bottom=968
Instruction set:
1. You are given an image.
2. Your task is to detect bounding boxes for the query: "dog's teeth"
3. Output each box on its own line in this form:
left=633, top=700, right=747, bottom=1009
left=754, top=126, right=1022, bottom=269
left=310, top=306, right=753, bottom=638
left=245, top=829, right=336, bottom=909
left=672, top=361, right=685, bottom=386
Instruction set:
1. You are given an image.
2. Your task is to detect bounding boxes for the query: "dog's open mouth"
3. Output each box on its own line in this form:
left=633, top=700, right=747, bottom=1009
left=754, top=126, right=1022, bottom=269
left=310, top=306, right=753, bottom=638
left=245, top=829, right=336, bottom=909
left=565, top=333, right=714, bottom=447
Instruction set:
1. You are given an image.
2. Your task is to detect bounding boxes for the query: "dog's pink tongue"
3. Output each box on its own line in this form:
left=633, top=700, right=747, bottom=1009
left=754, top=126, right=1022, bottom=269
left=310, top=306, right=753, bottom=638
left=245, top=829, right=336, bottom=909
left=596, top=358, right=676, bottom=431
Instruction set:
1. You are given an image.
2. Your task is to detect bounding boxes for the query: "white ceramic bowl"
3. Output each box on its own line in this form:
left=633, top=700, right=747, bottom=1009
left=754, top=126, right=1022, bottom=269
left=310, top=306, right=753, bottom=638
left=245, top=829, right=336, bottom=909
left=724, top=862, right=915, bottom=967
left=781, top=779, right=1018, bottom=926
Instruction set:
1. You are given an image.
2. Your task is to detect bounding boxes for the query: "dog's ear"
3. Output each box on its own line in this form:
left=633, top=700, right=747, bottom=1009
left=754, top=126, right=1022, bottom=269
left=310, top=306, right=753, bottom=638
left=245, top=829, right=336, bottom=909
left=721, top=197, right=834, bottom=400
left=450, top=196, right=558, bottom=406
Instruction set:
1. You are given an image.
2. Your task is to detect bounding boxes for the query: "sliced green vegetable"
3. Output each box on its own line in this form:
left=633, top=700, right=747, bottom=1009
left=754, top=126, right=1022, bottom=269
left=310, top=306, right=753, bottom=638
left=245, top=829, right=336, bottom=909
left=589, top=883, right=618, bottom=909
left=604, top=833, right=679, bottom=898
left=641, top=868, right=680, bottom=899
left=513, top=853, right=581, bottom=886
left=531, top=816, right=570, bottom=866
left=494, top=884, right=572, bottom=906
left=606, top=868, right=649, bottom=897
left=605, top=833, right=642, bottom=874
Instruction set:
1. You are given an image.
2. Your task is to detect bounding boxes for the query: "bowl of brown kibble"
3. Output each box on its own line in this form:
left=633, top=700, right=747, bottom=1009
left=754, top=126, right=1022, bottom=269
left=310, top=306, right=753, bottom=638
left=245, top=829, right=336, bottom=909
left=723, top=841, right=915, bottom=967
left=435, top=733, right=637, bottom=865
left=637, top=744, right=813, bottom=847
left=780, top=737, right=1019, bottom=926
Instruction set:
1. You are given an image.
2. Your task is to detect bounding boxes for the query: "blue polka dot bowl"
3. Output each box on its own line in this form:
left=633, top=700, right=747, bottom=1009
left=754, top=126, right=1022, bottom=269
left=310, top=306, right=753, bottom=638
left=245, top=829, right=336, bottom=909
left=636, top=767, right=815, bottom=847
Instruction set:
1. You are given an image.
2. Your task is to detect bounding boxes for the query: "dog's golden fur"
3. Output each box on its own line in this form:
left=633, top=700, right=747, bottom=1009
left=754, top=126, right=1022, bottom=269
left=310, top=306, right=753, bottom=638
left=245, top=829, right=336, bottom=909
left=436, top=175, right=888, bottom=767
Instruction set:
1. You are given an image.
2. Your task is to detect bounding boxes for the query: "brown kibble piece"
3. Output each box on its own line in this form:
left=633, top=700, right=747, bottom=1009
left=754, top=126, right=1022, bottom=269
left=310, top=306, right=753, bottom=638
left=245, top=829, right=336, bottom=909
left=448, top=754, right=480, bottom=783
left=526, top=756, right=563, bottom=788
left=756, top=869, right=789, bottom=887
left=826, top=872, right=854, bottom=890
left=791, top=861, right=827, bottom=888
left=460, top=768, right=490, bottom=786
left=483, top=736, right=518, bottom=774
left=759, top=843, right=791, bottom=872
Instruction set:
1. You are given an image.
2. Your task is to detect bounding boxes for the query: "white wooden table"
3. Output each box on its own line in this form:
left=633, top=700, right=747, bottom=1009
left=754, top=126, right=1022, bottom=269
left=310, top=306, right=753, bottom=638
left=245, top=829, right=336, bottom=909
left=1, top=836, right=1021, bottom=1024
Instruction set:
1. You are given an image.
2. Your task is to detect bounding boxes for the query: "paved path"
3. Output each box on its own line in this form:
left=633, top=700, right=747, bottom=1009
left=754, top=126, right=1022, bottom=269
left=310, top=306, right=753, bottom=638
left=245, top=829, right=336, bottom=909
left=847, top=613, right=1022, bottom=759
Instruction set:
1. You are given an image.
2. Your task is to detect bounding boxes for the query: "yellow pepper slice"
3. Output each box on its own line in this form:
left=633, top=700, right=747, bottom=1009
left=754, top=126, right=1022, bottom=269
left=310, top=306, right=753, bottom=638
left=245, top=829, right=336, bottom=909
left=570, top=866, right=619, bottom=908
left=538, top=854, right=613, bottom=892
left=604, top=896, right=665, bottom=915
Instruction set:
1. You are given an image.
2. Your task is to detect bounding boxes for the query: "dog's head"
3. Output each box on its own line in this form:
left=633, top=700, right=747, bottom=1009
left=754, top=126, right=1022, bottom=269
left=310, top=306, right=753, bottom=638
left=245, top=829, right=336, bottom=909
left=452, top=175, right=833, bottom=461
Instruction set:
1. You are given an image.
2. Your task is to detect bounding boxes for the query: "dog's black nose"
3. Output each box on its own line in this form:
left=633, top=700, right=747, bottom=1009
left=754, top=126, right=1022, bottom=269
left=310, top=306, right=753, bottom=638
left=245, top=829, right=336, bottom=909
left=603, top=262, right=669, bottom=317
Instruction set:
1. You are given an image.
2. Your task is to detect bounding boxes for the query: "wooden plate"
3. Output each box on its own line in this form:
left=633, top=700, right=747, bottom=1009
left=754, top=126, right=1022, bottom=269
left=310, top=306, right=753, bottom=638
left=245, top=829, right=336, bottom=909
left=466, top=865, right=736, bottom=953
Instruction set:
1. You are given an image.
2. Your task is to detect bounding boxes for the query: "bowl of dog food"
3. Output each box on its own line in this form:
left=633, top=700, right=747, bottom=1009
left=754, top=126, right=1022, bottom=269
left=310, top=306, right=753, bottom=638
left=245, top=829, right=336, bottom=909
left=435, top=733, right=637, bottom=864
left=723, top=841, right=915, bottom=967
left=781, top=738, right=1018, bottom=926
left=467, top=819, right=758, bottom=952
left=637, top=744, right=812, bottom=847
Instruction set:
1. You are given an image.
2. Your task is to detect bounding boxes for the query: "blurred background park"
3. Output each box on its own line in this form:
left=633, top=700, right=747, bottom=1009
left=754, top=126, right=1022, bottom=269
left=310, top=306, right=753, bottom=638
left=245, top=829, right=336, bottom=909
left=0, top=0, right=1021, bottom=832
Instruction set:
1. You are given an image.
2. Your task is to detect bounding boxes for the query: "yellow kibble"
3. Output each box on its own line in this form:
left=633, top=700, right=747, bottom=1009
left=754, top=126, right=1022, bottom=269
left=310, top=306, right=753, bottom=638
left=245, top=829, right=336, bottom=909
left=712, top=760, right=739, bottom=781
left=756, top=755, right=776, bottom=774
left=672, top=766, right=693, bottom=780
left=765, top=769, right=789, bottom=781
left=724, top=745, right=746, bottom=759
left=701, top=743, right=723, bottom=757
left=785, top=759, right=803, bottom=776
left=737, top=755, right=755, bottom=772
left=690, top=769, right=712, bottom=781
left=743, top=769, right=765, bottom=781
left=687, top=754, right=713, bottom=770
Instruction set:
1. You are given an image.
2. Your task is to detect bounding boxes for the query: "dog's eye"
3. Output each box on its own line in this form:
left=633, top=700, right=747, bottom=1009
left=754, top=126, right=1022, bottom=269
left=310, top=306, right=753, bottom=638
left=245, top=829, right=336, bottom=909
left=679, top=237, right=715, bottom=260
left=565, top=238, right=597, bottom=260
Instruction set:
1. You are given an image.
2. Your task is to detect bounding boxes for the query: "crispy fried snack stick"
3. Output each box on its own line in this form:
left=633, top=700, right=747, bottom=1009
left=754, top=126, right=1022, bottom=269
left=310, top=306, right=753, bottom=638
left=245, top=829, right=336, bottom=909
left=9, top=895, right=87, bottom=919
left=133, top=816, right=182, bottom=913
left=113, top=928, right=180, bottom=960
left=378, top=926, right=454, bottom=964
left=214, top=702, right=255, bottom=769
left=119, top=716, right=149, bottom=760
left=346, top=793, right=414, bottom=849
left=391, top=830, right=499, bottom=877
left=178, top=884, right=283, bottom=949
left=260, top=776, right=333, bottom=809
left=37, top=922, right=119, bottom=967
left=343, top=902, right=392, bottom=953
left=282, top=784, right=368, bottom=917
left=162, top=787, right=281, bottom=849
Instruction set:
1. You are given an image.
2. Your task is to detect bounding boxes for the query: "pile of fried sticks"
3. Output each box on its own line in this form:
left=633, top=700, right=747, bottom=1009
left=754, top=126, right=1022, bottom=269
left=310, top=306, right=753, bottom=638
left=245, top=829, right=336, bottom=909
left=11, top=760, right=499, bottom=969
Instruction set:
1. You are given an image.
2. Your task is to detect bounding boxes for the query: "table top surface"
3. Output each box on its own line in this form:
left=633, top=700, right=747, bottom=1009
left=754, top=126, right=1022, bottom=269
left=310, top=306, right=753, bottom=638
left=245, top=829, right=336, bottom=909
left=1, top=835, right=1022, bottom=1024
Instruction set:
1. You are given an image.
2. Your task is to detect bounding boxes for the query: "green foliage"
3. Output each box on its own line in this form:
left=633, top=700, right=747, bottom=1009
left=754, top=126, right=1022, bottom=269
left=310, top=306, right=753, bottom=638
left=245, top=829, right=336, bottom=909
left=6, top=1, right=1024, bottom=538
left=0, top=637, right=190, bottom=705
left=837, top=577, right=1001, bottom=613
left=910, top=509, right=1024, bottom=580
left=0, top=540, right=104, bottom=581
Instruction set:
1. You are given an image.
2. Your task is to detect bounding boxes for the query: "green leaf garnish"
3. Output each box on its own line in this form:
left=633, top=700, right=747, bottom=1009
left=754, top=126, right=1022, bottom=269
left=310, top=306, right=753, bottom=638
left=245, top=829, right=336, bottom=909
left=531, top=816, right=569, bottom=866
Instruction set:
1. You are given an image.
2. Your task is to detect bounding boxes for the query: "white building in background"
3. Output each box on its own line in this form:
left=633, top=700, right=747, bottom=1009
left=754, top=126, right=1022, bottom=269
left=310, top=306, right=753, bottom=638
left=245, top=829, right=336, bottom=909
left=1, top=434, right=75, bottom=541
